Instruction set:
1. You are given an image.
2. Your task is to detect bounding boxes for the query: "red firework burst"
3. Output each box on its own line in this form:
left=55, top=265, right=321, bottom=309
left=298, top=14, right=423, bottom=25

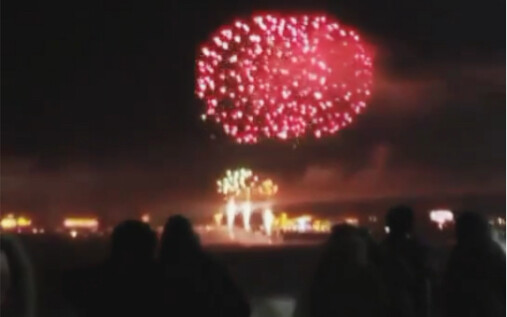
left=196, top=13, right=374, bottom=143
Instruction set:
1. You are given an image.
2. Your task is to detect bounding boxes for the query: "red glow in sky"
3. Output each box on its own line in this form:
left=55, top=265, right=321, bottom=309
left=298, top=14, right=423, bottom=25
left=196, top=13, right=374, bottom=143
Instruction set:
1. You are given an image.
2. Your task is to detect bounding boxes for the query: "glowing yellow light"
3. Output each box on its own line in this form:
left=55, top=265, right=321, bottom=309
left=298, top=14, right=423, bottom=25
left=17, top=217, right=32, bottom=227
left=1, top=214, right=33, bottom=230
left=275, top=212, right=294, bottom=231
left=272, top=212, right=331, bottom=233
left=70, top=230, right=78, bottom=238
left=257, top=178, right=279, bottom=197
left=213, top=212, right=224, bottom=226
left=1, top=215, right=17, bottom=230
left=312, top=220, right=321, bottom=231
left=63, top=218, right=99, bottom=229
left=321, top=220, right=331, bottom=232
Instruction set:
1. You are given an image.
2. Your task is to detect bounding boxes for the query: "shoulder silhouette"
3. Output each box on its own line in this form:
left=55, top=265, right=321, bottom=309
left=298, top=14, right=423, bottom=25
left=159, top=215, right=250, bottom=317
left=110, top=220, right=157, bottom=269
left=297, top=224, right=387, bottom=317
left=380, top=205, right=431, bottom=317
left=0, top=235, right=36, bottom=317
left=444, top=211, right=506, bottom=317
left=75, top=220, right=159, bottom=317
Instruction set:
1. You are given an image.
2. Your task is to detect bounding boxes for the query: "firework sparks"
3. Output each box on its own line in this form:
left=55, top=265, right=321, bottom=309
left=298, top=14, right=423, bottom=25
left=217, top=168, right=258, bottom=198
left=257, top=178, right=279, bottom=197
left=197, top=13, right=374, bottom=143
left=217, top=168, right=258, bottom=233
left=262, top=208, right=275, bottom=236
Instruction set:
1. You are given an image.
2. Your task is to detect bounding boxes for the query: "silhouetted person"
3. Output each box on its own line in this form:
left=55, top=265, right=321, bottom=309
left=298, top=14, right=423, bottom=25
left=73, top=220, right=159, bottom=317
left=380, top=205, right=431, bottom=317
left=296, top=225, right=387, bottom=317
left=0, top=235, right=36, bottom=317
left=159, top=215, right=250, bottom=317
left=443, top=211, right=505, bottom=317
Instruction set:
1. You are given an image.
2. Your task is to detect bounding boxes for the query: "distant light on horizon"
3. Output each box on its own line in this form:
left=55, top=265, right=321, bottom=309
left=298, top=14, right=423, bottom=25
left=1, top=214, right=32, bottom=231
left=344, top=217, right=359, bottom=226
left=429, top=209, right=454, bottom=230
left=17, top=216, right=32, bottom=227
left=295, top=215, right=312, bottom=232
left=63, top=218, right=99, bottom=229
left=1, top=215, right=17, bottom=230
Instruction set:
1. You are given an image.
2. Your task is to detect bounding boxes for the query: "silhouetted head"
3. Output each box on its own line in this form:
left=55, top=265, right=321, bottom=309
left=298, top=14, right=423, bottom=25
left=323, top=225, right=369, bottom=267
left=455, top=211, right=491, bottom=246
left=385, top=205, right=414, bottom=238
left=110, top=220, right=157, bottom=266
left=160, top=215, right=201, bottom=263
left=0, top=250, right=9, bottom=306
left=0, top=235, right=36, bottom=316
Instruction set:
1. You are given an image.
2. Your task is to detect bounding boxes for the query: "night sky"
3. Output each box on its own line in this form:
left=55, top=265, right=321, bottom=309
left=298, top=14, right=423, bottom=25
left=2, top=0, right=505, bottom=223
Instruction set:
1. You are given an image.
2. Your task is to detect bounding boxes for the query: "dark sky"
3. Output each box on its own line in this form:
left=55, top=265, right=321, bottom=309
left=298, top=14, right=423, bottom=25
left=2, top=0, right=505, bottom=223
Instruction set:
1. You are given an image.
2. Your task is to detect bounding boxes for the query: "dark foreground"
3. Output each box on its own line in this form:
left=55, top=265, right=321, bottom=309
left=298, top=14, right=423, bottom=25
left=6, top=234, right=453, bottom=317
